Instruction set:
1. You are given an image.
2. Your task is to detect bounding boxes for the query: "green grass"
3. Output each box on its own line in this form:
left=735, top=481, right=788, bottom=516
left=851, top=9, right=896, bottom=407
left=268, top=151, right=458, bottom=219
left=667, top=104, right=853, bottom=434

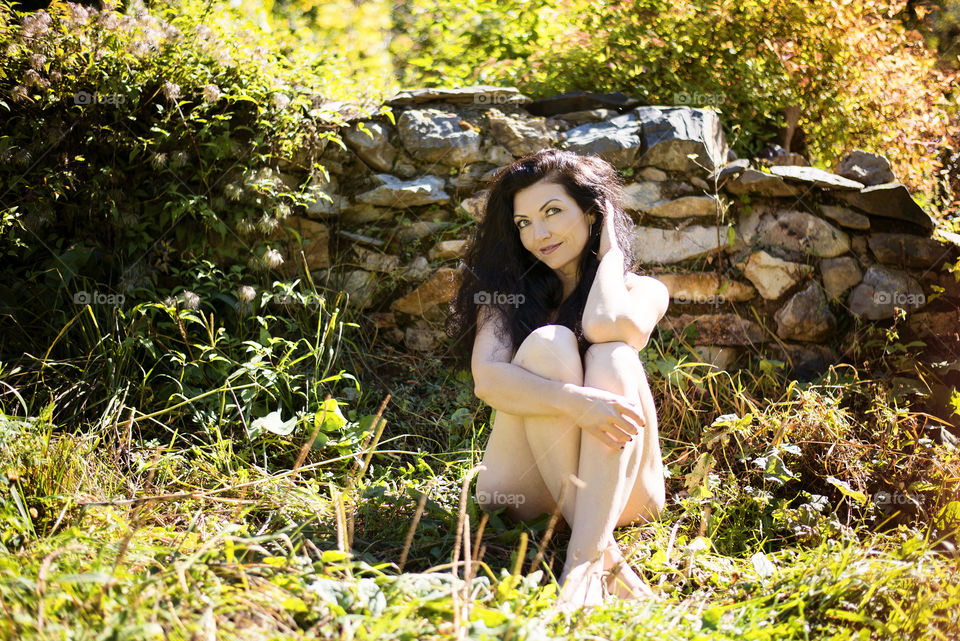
left=1, top=331, right=958, bottom=640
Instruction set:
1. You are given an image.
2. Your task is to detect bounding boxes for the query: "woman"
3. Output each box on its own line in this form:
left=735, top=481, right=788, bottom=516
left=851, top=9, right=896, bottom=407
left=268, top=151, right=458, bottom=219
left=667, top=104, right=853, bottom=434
left=446, top=149, right=670, bottom=608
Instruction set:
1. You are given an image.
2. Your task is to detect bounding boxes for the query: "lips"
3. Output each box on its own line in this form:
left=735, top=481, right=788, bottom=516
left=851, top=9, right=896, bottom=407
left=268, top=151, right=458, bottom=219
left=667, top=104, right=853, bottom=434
left=540, top=242, right=562, bottom=255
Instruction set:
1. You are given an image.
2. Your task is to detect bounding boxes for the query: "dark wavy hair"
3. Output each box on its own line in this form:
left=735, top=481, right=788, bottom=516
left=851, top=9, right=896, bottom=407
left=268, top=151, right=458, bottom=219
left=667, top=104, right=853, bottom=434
left=445, top=149, right=636, bottom=370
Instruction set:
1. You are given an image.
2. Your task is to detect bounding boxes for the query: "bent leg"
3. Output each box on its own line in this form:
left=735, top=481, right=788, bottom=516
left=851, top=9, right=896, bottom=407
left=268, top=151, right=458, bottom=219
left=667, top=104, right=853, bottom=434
left=475, top=325, right=583, bottom=524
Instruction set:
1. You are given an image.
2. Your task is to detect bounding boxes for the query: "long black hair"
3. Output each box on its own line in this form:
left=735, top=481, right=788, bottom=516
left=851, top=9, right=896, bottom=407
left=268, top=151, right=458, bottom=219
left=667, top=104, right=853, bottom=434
left=445, top=149, right=636, bottom=370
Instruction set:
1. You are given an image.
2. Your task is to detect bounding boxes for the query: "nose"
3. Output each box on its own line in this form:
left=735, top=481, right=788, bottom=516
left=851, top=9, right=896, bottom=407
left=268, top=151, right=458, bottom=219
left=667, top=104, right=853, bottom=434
left=531, top=218, right=551, bottom=241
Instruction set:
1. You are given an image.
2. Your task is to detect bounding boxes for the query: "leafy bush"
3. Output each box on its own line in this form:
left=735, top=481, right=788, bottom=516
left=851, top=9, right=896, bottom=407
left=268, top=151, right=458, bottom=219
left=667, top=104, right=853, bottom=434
left=391, top=0, right=960, bottom=218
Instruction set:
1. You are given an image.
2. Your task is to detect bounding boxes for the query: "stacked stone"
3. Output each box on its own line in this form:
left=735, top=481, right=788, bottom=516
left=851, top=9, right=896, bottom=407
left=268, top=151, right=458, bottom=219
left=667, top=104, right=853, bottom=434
left=270, top=86, right=959, bottom=374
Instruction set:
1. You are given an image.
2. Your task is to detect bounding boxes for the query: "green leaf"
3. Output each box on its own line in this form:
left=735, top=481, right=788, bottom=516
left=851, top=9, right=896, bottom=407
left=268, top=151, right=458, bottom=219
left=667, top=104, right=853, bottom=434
left=826, top=475, right=866, bottom=505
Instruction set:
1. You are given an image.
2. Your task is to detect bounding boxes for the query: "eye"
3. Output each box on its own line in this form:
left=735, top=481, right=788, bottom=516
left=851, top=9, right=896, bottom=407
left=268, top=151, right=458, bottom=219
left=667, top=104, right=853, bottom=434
left=516, top=219, right=528, bottom=229
left=546, top=207, right=561, bottom=215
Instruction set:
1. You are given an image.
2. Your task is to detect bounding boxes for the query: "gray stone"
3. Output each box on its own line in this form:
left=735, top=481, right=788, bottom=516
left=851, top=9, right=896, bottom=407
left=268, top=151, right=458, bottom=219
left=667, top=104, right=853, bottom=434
left=773, top=343, right=837, bottom=379
left=395, top=221, right=454, bottom=243
left=355, top=247, right=401, bottom=273
left=836, top=182, right=935, bottom=231
left=623, top=181, right=662, bottom=212
left=458, top=190, right=488, bottom=221
left=485, top=108, right=557, bottom=157
left=356, top=174, right=450, bottom=208
left=740, top=206, right=850, bottom=258
left=774, top=282, right=836, bottom=342
left=397, top=109, right=484, bottom=166
left=428, top=239, right=468, bottom=261
left=638, top=167, right=669, bottom=182
left=820, top=256, right=862, bottom=300
left=481, top=144, right=515, bottom=167
left=848, top=265, right=926, bottom=320
left=692, top=345, right=741, bottom=370
left=768, top=165, right=864, bottom=190
left=386, top=85, right=530, bottom=106
left=712, top=159, right=750, bottom=185
left=634, top=106, right=730, bottom=173
left=835, top=149, right=896, bottom=186
left=723, top=168, right=801, bottom=197
left=819, top=205, right=870, bottom=230
left=342, top=121, right=396, bottom=172
left=652, top=273, right=756, bottom=303
left=341, top=203, right=392, bottom=224
left=647, top=195, right=718, bottom=218
left=867, top=233, right=958, bottom=269
left=340, top=270, right=378, bottom=309
left=631, top=224, right=732, bottom=264
left=400, top=256, right=432, bottom=281
left=660, top=313, right=764, bottom=346
left=741, top=250, right=813, bottom=299
left=562, top=111, right=644, bottom=168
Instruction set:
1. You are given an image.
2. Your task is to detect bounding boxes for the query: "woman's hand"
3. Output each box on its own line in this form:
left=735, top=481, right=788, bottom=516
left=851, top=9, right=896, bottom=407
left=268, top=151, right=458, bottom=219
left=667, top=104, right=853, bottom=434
left=597, top=201, right=620, bottom=261
left=565, top=385, right=645, bottom=450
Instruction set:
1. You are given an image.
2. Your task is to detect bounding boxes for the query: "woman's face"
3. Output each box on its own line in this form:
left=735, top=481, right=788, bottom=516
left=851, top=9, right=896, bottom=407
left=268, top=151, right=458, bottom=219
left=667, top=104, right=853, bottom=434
left=512, top=179, right=595, bottom=284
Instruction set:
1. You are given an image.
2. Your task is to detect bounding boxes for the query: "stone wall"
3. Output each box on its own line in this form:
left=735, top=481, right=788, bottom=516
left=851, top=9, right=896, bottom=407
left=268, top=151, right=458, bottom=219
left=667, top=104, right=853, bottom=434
left=269, top=85, right=960, bottom=377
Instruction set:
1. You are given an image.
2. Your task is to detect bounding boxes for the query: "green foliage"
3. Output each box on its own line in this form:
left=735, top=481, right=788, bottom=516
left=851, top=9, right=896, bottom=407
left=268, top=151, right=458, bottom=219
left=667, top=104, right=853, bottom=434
left=390, top=0, right=959, bottom=212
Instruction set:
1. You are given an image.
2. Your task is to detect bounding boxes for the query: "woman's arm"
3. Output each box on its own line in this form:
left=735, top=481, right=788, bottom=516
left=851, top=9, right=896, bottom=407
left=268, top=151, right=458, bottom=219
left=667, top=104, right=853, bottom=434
left=581, top=209, right=669, bottom=349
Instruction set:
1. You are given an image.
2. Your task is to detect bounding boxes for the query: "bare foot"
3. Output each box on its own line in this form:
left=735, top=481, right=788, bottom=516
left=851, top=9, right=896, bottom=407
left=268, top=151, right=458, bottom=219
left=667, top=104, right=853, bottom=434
left=556, top=558, right=606, bottom=610
left=601, top=539, right=659, bottom=601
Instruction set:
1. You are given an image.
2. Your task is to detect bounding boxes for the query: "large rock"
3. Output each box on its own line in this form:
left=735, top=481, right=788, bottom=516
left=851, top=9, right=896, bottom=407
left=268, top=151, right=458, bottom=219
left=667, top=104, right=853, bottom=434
left=623, top=181, right=662, bottom=212
left=428, top=239, right=468, bottom=261
left=485, top=108, right=556, bottom=157
left=723, top=168, right=801, bottom=197
left=741, top=250, right=813, bottom=299
left=397, top=109, right=484, bottom=166
left=281, top=217, right=330, bottom=269
left=390, top=267, right=460, bottom=317
left=562, top=111, right=644, bottom=168
left=835, top=149, right=896, bottom=186
left=631, top=225, right=732, bottom=264
left=768, top=165, right=864, bottom=190
left=819, top=205, right=870, bottom=230
left=340, top=270, right=378, bottom=309
left=356, top=174, right=450, bottom=208
left=867, top=233, right=959, bottom=269
left=647, top=195, right=718, bottom=218
left=342, top=121, right=397, bottom=172
left=848, top=265, right=926, bottom=320
left=659, top=313, right=764, bottom=346
left=386, top=85, right=530, bottom=107
left=652, top=273, right=756, bottom=304
left=774, top=283, right=836, bottom=342
left=355, top=246, right=401, bottom=273
left=739, top=206, right=849, bottom=258
left=836, top=183, right=935, bottom=231
left=634, top=106, right=729, bottom=173
left=820, top=256, right=862, bottom=300
left=459, top=190, right=489, bottom=221
left=772, top=343, right=837, bottom=379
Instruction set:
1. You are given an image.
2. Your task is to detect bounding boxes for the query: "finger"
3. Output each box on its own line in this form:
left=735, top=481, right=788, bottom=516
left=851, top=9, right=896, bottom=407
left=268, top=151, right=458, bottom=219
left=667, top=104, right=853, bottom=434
left=615, top=411, right=641, bottom=436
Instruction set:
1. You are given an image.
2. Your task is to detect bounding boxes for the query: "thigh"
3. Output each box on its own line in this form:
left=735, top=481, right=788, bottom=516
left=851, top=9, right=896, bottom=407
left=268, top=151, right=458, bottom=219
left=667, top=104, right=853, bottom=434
left=474, top=325, right=583, bottom=524
left=475, top=407, right=559, bottom=524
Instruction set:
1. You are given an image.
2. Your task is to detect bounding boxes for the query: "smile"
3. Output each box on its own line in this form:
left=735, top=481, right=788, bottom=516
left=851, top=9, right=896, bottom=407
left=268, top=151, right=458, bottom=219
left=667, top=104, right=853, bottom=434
left=540, top=242, right=562, bottom=255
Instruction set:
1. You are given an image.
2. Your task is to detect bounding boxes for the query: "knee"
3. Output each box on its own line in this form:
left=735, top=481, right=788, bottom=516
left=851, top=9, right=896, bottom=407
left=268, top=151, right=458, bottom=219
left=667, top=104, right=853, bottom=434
left=513, top=324, right=582, bottom=383
left=585, top=341, right=643, bottom=375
